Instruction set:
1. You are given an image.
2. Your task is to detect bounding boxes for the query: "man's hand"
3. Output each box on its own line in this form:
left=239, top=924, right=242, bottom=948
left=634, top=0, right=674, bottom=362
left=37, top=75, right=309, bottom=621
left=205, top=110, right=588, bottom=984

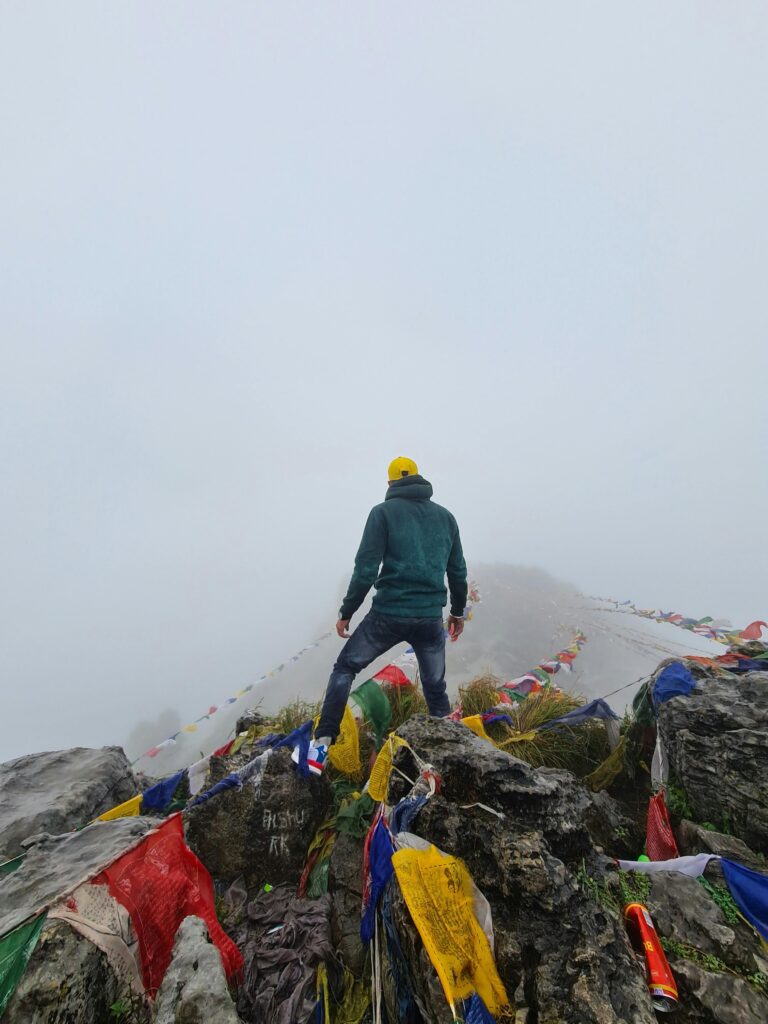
left=336, top=619, right=351, bottom=639
left=447, top=614, right=465, bottom=641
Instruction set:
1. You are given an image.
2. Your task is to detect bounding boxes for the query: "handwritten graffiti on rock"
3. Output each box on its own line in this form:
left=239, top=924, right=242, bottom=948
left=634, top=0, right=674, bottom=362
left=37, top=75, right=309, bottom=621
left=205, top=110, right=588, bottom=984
left=263, top=807, right=309, bottom=857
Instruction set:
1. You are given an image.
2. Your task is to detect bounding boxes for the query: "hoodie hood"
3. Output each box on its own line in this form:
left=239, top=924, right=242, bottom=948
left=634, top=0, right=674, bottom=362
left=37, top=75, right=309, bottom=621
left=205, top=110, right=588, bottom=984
left=385, top=474, right=433, bottom=502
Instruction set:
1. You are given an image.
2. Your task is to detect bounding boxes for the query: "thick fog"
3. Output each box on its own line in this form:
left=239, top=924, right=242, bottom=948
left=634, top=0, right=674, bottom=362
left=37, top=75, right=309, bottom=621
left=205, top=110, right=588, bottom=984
left=1, top=3, right=766, bottom=764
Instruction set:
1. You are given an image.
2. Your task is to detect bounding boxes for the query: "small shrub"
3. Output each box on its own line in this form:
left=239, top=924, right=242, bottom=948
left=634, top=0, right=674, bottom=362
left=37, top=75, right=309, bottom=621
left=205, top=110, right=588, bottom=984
left=382, top=683, right=427, bottom=731
left=698, top=878, right=741, bottom=925
left=665, top=783, right=695, bottom=821
left=273, top=698, right=321, bottom=735
left=458, top=673, right=506, bottom=717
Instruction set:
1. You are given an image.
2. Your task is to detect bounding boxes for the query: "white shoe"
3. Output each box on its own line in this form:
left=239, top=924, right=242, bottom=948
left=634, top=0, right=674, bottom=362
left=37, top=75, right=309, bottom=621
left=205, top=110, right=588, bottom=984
left=292, top=741, right=329, bottom=776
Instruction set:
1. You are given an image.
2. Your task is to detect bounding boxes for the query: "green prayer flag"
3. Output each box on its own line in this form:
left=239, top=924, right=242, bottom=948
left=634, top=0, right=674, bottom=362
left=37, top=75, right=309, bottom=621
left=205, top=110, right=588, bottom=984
left=0, top=855, right=25, bottom=877
left=306, top=858, right=332, bottom=898
left=0, top=913, right=47, bottom=1015
left=336, top=792, right=376, bottom=838
left=631, top=681, right=655, bottom=727
left=350, top=679, right=392, bottom=745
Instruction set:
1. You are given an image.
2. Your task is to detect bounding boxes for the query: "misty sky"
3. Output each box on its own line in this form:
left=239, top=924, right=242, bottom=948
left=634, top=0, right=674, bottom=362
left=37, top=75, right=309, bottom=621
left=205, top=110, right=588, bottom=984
left=2, top=3, right=766, bottom=763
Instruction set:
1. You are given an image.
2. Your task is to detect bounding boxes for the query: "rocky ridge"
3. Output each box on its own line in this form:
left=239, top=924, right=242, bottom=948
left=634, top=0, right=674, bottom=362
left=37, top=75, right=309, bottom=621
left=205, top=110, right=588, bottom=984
left=1, top=661, right=767, bottom=1023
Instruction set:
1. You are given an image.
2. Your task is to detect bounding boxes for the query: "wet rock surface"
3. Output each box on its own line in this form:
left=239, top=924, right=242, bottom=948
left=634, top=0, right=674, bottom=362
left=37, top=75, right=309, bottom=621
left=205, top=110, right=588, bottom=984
left=0, top=746, right=138, bottom=859
left=658, top=672, right=768, bottom=852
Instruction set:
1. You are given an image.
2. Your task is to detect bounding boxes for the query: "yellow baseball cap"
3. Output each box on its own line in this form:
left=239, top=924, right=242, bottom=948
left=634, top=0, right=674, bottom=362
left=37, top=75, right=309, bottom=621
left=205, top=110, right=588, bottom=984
left=388, top=456, right=419, bottom=481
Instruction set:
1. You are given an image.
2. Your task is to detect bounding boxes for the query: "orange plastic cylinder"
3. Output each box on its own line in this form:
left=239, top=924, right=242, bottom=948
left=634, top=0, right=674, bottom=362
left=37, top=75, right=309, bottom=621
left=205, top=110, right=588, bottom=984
left=624, top=902, right=678, bottom=1012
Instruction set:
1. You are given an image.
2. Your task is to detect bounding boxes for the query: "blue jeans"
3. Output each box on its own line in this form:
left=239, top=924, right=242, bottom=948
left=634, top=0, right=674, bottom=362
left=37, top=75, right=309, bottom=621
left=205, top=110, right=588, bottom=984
left=315, top=610, right=451, bottom=740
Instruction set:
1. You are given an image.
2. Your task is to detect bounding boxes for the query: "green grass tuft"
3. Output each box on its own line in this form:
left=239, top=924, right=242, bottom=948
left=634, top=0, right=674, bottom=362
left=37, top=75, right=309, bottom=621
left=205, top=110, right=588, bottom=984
left=272, top=698, right=321, bottom=735
left=381, top=682, right=428, bottom=731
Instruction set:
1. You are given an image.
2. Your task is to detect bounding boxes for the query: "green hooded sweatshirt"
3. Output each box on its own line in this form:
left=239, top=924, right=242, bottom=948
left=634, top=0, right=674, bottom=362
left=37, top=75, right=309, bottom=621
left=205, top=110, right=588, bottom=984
left=339, top=475, right=468, bottom=621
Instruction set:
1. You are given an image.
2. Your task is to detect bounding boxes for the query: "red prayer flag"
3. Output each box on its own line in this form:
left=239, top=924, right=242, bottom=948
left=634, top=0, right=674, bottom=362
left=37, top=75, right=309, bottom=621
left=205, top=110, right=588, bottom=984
left=93, top=814, right=242, bottom=996
left=646, top=791, right=679, bottom=862
left=213, top=739, right=235, bottom=758
left=373, top=665, right=412, bottom=687
left=739, top=621, right=768, bottom=641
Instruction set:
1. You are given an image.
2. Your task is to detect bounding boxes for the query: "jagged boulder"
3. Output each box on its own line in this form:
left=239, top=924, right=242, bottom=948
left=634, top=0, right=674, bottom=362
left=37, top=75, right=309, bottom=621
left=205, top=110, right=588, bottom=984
left=328, top=832, right=367, bottom=976
left=672, top=961, right=768, bottom=1024
left=0, top=746, right=138, bottom=859
left=155, top=916, right=242, bottom=1024
left=185, top=748, right=331, bottom=890
left=646, top=871, right=760, bottom=976
left=3, top=919, right=125, bottom=1024
left=389, top=716, right=657, bottom=1024
left=235, top=709, right=267, bottom=735
left=657, top=672, right=768, bottom=852
left=583, top=789, right=645, bottom=859
left=677, top=819, right=767, bottom=871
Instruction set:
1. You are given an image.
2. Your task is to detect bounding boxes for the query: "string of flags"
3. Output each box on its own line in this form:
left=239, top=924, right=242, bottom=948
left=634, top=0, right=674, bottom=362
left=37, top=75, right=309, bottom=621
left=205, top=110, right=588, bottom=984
left=132, top=630, right=333, bottom=764
left=499, top=629, right=588, bottom=701
left=601, top=598, right=767, bottom=647
left=134, top=581, right=482, bottom=765
left=2, top=583, right=486, bottom=881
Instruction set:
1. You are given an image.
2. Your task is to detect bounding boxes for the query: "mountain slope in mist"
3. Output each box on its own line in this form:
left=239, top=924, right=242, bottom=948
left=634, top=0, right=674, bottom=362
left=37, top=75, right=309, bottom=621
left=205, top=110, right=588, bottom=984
left=130, top=563, right=725, bottom=775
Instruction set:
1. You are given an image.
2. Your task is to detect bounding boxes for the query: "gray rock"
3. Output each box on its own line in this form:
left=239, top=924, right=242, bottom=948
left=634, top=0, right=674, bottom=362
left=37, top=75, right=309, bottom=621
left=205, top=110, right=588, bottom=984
left=185, top=748, right=331, bottom=890
left=328, top=832, right=367, bottom=976
left=657, top=673, right=768, bottom=852
left=671, top=959, right=768, bottom=1023
left=583, top=789, right=645, bottom=859
left=0, top=746, right=138, bottom=859
left=155, top=916, right=242, bottom=1024
left=235, top=709, right=267, bottom=735
left=646, top=871, right=757, bottom=974
left=391, top=716, right=657, bottom=1024
left=3, top=918, right=129, bottom=1024
left=677, top=819, right=767, bottom=871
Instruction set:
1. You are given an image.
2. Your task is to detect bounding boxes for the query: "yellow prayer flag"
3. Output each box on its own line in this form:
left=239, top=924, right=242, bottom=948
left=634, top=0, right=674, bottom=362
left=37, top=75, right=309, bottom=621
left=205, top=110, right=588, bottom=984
left=314, top=704, right=361, bottom=776
left=96, top=794, right=142, bottom=822
left=498, top=730, right=538, bottom=745
left=368, top=735, right=408, bottom=802
left=392, top=845, right=510, bottom=1016
left=182, top=723, right=198, bottom=733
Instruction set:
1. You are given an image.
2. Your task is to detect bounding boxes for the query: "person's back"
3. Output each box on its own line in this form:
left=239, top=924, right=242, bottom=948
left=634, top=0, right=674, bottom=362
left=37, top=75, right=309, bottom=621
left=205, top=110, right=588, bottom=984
left=296, top=457, right=467, bottom=775
left=342, top=473, right=465, bottom=621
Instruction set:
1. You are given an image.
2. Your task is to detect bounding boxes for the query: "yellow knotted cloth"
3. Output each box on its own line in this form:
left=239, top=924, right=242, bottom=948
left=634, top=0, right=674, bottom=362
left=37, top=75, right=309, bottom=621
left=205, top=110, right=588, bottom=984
left=460, top=715, right=494, bottom=742
left=462, top=715, right=537, bottom=748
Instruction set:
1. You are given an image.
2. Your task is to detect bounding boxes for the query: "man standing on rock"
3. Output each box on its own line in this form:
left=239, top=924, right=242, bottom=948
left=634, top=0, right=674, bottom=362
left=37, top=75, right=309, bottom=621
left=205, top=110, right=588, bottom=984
left=296, top=456, right=468, bottom=775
